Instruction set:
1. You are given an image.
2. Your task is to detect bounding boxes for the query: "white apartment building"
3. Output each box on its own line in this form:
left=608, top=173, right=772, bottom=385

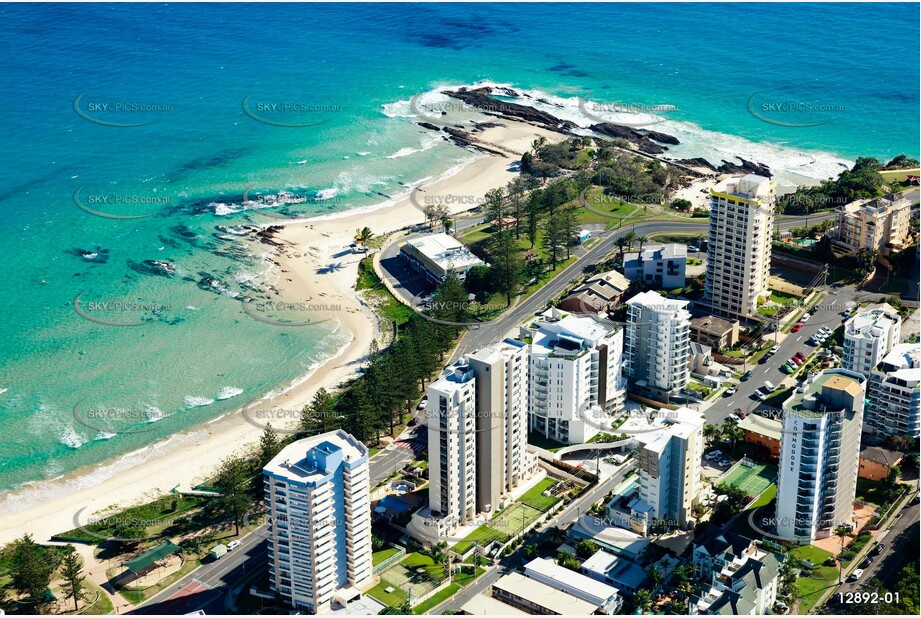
left=521, top=308, right=626, bottom=444
left=624, top=291, right=691, bottom=402
left=835, top=194, right=913, bottom=254
left=866, top=343, right=921, bottom=438
left=422, top=361, right=478, bottom=533
left=467, top=339, right=537, bottom=512
left=412, top=343, right=539, bottom=540
left=691, top=546, right=781, bottom=616
left=634, top=407, right=705, bottom=529
left=776, top=369, right=866, bottom=543
left=704, top=174, right=774, bottom=319
left=842, top=304, right=902, bottom=379
left=623, top=243, right=688, bottom=289
left=523, top=557, right=624, bottom=614
left=262, top=430, right=373, bottom=613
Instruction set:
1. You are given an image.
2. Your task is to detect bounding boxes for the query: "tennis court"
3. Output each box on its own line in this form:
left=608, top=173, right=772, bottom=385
left=720, top=459, right=777, bottom=497
left=376, top=554, right=446, bottom=601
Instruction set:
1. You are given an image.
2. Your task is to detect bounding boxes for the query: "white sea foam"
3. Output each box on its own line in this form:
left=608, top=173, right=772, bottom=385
left=145, top=406, right=168, bottom=422
left=94, top=431, right=116, bottom=442
left=217, top=386, right=244, bottom=400
left=59, top=426, right=87, bottom=449
left=183, top=395, right=214, bottom=408
left=315, top=187, right=339, bottom=200
left=211, top=201, right=240, bottom=216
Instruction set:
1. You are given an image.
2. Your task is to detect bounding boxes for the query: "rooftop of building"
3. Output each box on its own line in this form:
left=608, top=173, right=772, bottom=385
left=635, top=407, right=705, bottom=454
left=782, top=369, right=866, bottom=418
left=694, top=527, right=754, bottom=558
left=689, top=314, right=739, bottom=335
left=841, top=193, right=912, bottom=216
left=737, top=413, right=782, bottom=441
left=570, top=269, right=631, bottom=300
left=877, top=342, right=921, bottom=374
left=624, top=243, right=688, bottom=264
left=845, top=303, right=901, bottom=336
left=459, top=593, right=528, bottom=616
left=625, top=290, right=690, bottom=312
left=492, top=573, right=597, bottom=615
left=528, top=308, right=617, bottom=355
left=581, top=549, right=649, bottom=590
left=860, top=445, right=905, bottom=466
left=402, top=232, right=485, bottom=271
left=524, top=557, right=620, bottom=600
left=689, top=341, right=713, bottom=357
left=264, top=430, right=366, bottom=482
left=711, top=174, right=773, bottom=202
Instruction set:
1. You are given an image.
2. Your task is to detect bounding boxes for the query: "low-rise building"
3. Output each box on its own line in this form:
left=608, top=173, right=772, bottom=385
left=689, top=315, right=740, bottom=351
left=399, top=232, right=486, bottom=285
left=691, top=529, right=782, bottom=615
left=835, top=193, right=913, bottom=254
left=581, top=549, right=650, bottom=596
left=491, top=573, right=597, bottom=615
left=459, top=593, right=528, bottom=615
left=523, top=557, right=623, bottom=614
left=858, top=446, right=905, bottom=481
left=738, top=414, right=782, bottom=458
left=689, top=342, right=715, bottom=377
left=623, top=243, right=687, bottom=289
left=558, top=269, right=631, bottom=315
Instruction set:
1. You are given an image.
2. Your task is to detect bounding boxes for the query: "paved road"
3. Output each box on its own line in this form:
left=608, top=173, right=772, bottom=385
left=822, top=496, right=919, bottom=612
left=433, top=466, right=631, bottom=613
left=131, top=529, right=267, bottom=615
left=702, top=284, right=870, bottom=426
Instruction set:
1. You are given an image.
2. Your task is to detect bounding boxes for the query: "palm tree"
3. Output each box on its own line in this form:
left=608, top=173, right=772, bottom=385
left=354, top=226, right=373, bottom=248
left=623, top=230, right=637, bottom=252
left=615, top=236, right=629, bottom=260
left=635, top=588, right=652, bottom=613
left=647, top=565, right=664, bottom=591
left=703, top=422, right=721, bottom=446
left=636, top=235, right=648, bottom=252
left=834, top=526, right=852, bottom=584
left=721, top=418, right=743, bottom=449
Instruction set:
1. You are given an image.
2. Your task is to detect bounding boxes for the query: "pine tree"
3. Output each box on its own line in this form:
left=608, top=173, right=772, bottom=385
left=212, top=456, right=254, bottom=536
left=489, top=228, right=524, bottom=306
left=60, top=546, right=85, bottom=612
left=11, top=534, right=53, bottom=601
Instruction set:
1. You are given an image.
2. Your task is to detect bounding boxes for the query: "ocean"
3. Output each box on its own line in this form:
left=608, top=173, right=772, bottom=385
left=0, top=2, right=917, bottom=503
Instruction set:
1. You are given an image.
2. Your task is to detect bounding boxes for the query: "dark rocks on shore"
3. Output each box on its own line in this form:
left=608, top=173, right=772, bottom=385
left=718, top=157, right=773, bottom=177
left=417, top=122, right=441, bottom=132
left=444, top=87, right=568, bottom=129
left=443, top=127, right=507, bottom=156
left=674, top=157, right=719, bottom=172
left=588, top=122, right=680, bottom=146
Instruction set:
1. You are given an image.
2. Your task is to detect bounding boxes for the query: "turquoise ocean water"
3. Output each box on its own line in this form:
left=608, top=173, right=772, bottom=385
left=0, top=2, right=917, bottom=505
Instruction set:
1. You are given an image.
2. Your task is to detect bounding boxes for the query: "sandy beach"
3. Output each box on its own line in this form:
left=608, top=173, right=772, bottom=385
left=0, top=119, right=562, bottom=547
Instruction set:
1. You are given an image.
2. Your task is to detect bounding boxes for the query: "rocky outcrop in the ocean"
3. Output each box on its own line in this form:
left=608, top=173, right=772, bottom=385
left=717, top=157, right=773, bottom=177
left=443, top=87, right=573, bottom=129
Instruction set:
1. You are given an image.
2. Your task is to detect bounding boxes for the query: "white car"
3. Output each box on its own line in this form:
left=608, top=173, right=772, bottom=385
left=227, top=540, right=241, bottom=551
left=848, top=568, right=864, bottom=582
left=756, top=391, right=768, bottom=401
left=801, top=314, right=810, bottom=322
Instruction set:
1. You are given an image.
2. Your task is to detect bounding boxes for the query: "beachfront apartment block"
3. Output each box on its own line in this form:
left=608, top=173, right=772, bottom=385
left=842, top=303, right=902, bottom=379
left=775, top=369, right=866, bottom=544
left=262, top=430, right=373, bottom=613
left=835, top=193, right=913, bottom=254
left=418, top=361, right=478, bottom=537
left=412, top=343, right=539, bottom=540
left=520, top=308, right=626, bottom=444
left=865, top=343, right=921, bottom=438
left=624, top=291, right=691, bottom=403
left=634, top=406, right=705, bottom=529
left=466, top=339, right=537, bottom=512
left=399, top=232, right=486, bottom=285
left=703, top=174, right=774, bottom=319
left=623, top=243, right=687, bottom=289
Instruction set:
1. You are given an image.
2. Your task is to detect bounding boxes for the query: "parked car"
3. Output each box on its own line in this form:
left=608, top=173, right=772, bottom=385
left=756, top=391, right=768, bottom=400
left=859, top=556, right=873, bottom=569
left=795, top=352, right=807, bottom=359
left=782, top=364, right=795, bottom=374
left=771, top=346, right=780, bottom=353
left=872, top=543, right=885, bottom=556
left=227, top=540, right=242, bottom=551
left=741, top=371, right=753, bottom=381
left=791, top=357, right=803, bottom=366
left=763, top=381, right=776, bottom=391
left=801, top=313, right=811, bottom=322
left=724, top=388, right=737, bottom=396
left=793, top=322, right=803, bottom=332
left=848, top=569, right=864, bottom=582
left=734, top=409, right=747, bottom=419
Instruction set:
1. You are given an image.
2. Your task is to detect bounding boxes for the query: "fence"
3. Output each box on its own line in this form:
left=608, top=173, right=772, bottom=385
left=373, top=545, right=407, bottom=574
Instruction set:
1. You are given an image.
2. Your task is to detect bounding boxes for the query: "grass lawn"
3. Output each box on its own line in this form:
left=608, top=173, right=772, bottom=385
left=856, top=478, right=898, bottom=508
left=518, top=478, right=558, bottom=511
left=373, top=547, right=401, bottom=566
left=401, top=552, right=446, bottom=578
left=647, top=232, right=706, bottom=246
left=789, top=545, right=839, bottom=614
left=119, top=555, right=202, bottom=605
left=453, top=565, right=485, bottom=587
left=452, top=525, right=509, bottom=556
left=412, top=584, right=460, bottom=614
left=367, top=579, right=409, bottom=607
left=356, top=258, right=415, bottom=325
left=770, top=290, right=799, bottom=305
left=70, top=580, right=114, bottom=615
